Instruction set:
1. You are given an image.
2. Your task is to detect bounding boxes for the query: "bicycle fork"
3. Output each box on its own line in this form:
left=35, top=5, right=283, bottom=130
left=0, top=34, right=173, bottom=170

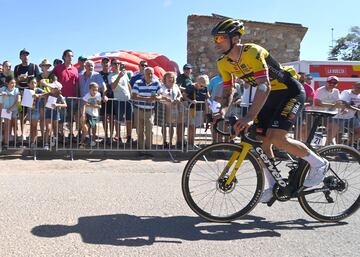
left=219, top=142, right=253, bottom=186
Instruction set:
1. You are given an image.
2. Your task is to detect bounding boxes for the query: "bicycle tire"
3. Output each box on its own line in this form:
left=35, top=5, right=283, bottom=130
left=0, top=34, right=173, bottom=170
left=182, top=142, right=264, bottom=222
left=213, top=118, right=231, bottom=136
left=298, top=144, right=360, bottom=222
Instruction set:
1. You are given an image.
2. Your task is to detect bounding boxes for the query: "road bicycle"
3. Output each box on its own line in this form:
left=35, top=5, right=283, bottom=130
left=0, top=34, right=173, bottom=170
left=182, top=109, right=360, bottom=222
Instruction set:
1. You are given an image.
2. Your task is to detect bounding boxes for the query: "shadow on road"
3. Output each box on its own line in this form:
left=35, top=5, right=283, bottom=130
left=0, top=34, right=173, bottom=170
left=31, top=214, right=347, bottom=246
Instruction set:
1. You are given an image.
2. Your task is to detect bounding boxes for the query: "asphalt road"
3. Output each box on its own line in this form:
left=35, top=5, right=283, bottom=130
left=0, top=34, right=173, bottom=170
left=0, top=153, right=359, bottom=257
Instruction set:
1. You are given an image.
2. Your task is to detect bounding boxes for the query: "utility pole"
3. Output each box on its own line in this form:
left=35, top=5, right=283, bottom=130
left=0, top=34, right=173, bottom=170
left=328, top=28, right=338, bottom=60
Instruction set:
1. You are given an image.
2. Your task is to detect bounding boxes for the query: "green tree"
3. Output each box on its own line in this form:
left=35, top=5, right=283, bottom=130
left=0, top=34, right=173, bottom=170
left=329, top=26, right=360, bottom=61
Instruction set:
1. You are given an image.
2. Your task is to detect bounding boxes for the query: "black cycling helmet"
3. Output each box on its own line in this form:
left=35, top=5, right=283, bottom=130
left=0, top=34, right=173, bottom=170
left=211, top=18, right=245, bottom=37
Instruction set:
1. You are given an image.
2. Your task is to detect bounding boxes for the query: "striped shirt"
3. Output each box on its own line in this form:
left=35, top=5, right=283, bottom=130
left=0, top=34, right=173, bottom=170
left=132, top=79, right=162, bottom=109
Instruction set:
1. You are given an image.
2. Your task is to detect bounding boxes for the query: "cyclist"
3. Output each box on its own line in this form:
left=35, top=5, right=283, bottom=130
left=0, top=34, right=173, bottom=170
left=211, top=18, right=329, bottom=202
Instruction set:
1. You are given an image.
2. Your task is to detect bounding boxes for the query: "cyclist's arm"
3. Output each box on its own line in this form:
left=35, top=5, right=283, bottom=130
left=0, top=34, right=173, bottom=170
left=245, top=77, right=271, bottom=121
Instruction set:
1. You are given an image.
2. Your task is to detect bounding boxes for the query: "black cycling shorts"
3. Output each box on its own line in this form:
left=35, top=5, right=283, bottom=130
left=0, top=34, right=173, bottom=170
left=254, top=77, right=305, bottom=136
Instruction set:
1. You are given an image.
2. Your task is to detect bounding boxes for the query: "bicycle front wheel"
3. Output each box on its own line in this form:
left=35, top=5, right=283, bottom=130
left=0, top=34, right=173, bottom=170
left=182, top=142, right=264, bottom=222
left=298, top=144, right=360, bottom=222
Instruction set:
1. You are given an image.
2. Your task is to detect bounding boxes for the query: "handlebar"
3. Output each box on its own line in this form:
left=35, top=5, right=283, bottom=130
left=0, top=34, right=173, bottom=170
left=213, top=116, right=262, bottom=146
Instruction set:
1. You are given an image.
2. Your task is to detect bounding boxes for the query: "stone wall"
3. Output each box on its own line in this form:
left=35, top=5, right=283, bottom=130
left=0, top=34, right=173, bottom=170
left=187, top=14, right=308, bottom=78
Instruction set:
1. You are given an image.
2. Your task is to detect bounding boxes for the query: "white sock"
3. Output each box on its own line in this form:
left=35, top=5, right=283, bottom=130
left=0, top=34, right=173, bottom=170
left=263, top=168, right=276, bottom=189
left=302, top=151, right=325, bottom=167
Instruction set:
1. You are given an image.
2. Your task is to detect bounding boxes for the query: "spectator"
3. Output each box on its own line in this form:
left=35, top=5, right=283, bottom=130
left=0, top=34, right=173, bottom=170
left=79, top=60, right=105, bottom=97
left=207, top=75, right=223, bottom=143
left=53, top=49, right=79, bottom=139
left=80, top=82, right=102, bottom=148
left=99, top=57, right=114, bottom=143
left=299, top=72, right=315, bottom=105
left=183, top=74, right=209, bottom=149
left=0, top=75, right=20, bottom=150
left=1, top=61, right=13, bottom=87
left=336, top=82, right=360, bottom=145
left=38, top=59, right=55, bottom=138
left=298, top=72, right=315, bottom=141
left=14, top=49, right=40, bottom=92
left=44, top=81, right=67, bottom=150
left=159, top=72, right=182, bottom=148
left=129, top=60, right=148, bottom=87
left=26, top=77, right=46, bottom=148
left=0, top=64, right=2, bottom=73
left=131, top=67, right=162, bottom=151
left=109, top=59, right=132, bottom=143
left=14, top=49, right=41, bottom=139
left=177, top=63, right=194, bottom=92
left=314, top=76, right=342, bottom=144
left=53, top=59, right=63, bottom=66
left=77, top=56, right=87, bottom=75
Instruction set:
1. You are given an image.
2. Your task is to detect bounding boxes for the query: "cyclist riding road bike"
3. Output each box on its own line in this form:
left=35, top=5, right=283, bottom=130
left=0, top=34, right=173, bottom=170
left=212, top=18, right=329, bottom=202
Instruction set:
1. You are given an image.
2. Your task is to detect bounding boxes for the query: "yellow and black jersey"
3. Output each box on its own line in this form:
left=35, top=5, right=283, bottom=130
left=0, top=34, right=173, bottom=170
left=217, top=43, right=299, bottom=92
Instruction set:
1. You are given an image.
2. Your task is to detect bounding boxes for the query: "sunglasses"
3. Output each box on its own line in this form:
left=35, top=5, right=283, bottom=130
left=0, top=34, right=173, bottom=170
left=213, top=35, right=227, bottom=44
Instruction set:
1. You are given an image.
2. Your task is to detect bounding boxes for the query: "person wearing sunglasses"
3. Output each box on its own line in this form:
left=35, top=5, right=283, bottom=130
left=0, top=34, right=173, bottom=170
left=212, top=18, right=330, bottom=202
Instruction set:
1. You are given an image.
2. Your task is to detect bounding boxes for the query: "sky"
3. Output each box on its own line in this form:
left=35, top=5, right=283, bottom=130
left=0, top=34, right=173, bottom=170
left=0, top=0, right=358, bottom=69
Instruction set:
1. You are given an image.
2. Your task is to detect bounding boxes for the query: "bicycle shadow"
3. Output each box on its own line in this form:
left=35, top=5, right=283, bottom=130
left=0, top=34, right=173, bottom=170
left=31, top=214, right=347, bottom=246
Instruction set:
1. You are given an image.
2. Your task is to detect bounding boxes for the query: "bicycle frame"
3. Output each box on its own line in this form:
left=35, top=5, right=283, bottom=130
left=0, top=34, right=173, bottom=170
left=220, top=111, right=334, bottom=198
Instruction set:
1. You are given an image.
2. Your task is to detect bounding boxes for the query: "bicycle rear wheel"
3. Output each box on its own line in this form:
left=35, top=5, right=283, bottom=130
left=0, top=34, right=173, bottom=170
left=182, top=142, right=264, bottom=222
left=298, top=145, right=360, bottom=222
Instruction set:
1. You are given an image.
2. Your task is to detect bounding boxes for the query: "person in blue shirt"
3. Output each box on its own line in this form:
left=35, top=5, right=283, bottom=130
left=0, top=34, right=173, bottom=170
left=0, top=75, right=20, bottom=150
left=131, top=67, right=162, bottom=150
left=183, top=74, right=209, bottom=148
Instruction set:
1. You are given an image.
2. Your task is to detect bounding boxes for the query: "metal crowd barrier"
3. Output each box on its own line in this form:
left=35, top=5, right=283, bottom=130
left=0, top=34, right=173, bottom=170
left=1, top=98, right=359, bottom=159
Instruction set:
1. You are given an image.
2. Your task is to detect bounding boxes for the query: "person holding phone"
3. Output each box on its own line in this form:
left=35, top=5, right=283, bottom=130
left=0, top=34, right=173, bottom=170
left=108, top=60, right=132, bottom=143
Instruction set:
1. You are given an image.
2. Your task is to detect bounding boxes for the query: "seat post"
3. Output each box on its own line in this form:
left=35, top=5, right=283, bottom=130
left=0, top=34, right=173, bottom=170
left=305, top=115, right=322, bottom=145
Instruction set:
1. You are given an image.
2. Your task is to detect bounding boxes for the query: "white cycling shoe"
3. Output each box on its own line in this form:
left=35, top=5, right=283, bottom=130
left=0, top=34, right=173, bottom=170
left=303, top=159, right=330, bottom=188
left=260, top=188, right=274, bottom=203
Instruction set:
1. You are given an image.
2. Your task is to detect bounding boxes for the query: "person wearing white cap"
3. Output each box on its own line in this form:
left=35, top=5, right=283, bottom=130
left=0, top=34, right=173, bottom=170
left=314, top=75, right=343, bottom=144
left=43, top=81, right=67, bottom=150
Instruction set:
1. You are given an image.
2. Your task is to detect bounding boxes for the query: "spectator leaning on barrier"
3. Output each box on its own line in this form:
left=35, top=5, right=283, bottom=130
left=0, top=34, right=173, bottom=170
left=43, top=81, right=67, bottom=150
left=0, top=75, right=21, bottom=150
left=109, top=59, right=132, bottom=143
left=159, top=71, right=182, bottom=148
left=131, top=67, right=162, bottom=150
left=298, top=72, right=315, bottom=141
left=183, top=74, right=209, bottom=149
left=314, top=75, right=343, bottom=145
left=37, top=59, right=56, bottom=138
left=26, top=77, right=46, bottom=148
left=336, top=82, right=360, bottom=146
left=130, top=60, right=148, bottom=87
left=177, top=63, right=194, bottom=92
left=207, top=74, right=223, bottom=143
left=53, top=49, right=79, bottom=139
left=80, top=82, right=102, bottom=148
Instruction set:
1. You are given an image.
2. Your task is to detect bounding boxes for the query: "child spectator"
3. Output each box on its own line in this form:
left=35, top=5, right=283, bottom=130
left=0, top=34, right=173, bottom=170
left=37, top=59, right=55, bottom=139
left=26, top=77, right=46, bottom=148
left=44, top=81, right=67, bottom=150
left=80, top=82, right=102, bottom=148
left=0, top=75, right=20, bottom=150
left=183, top=74, right=209, bottom=148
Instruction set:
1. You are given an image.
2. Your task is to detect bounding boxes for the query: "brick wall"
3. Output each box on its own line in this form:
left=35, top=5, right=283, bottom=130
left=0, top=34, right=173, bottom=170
left=187, top=14, right=308, bottom=78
